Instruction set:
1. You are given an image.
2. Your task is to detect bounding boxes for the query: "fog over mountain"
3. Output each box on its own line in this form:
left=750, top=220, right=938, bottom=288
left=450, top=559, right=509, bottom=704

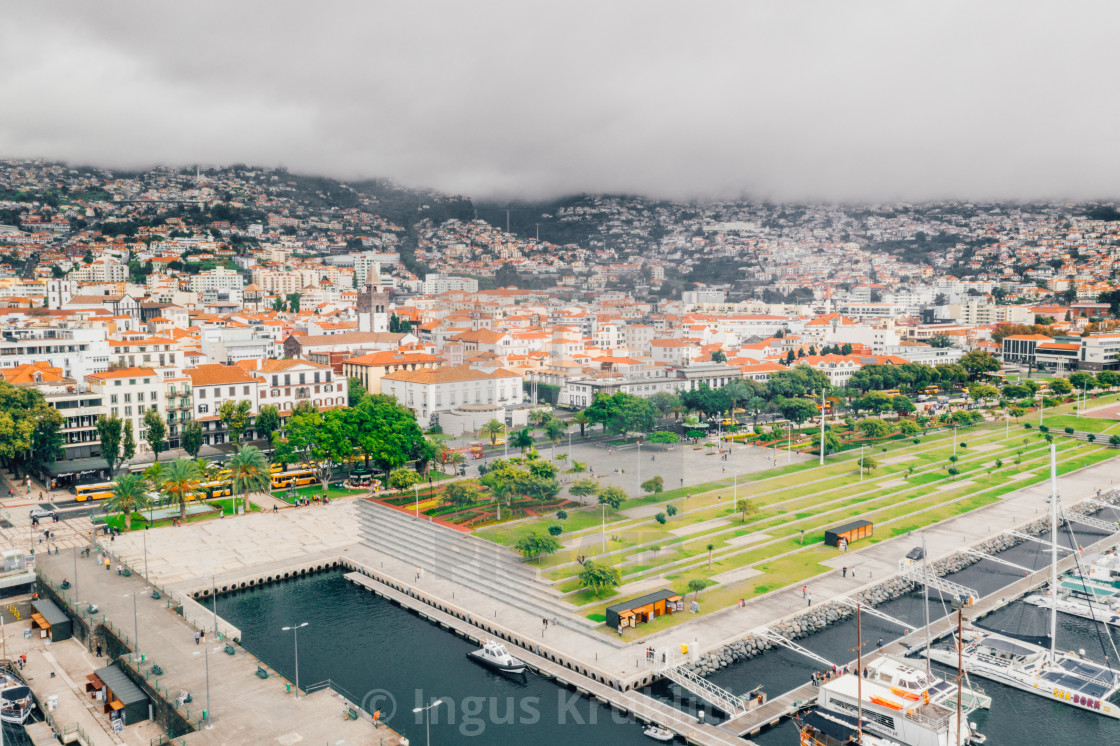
left=3, top=1, right=1119, bottom=202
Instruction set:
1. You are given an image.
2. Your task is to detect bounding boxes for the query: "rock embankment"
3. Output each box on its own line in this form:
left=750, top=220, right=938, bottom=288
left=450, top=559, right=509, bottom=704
left=687, top=489, right=1120, bottom=676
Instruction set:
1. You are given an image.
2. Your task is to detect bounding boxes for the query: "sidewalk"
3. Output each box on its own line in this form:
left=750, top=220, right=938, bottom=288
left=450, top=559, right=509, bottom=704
left=36, top=551, right=402, bottom=745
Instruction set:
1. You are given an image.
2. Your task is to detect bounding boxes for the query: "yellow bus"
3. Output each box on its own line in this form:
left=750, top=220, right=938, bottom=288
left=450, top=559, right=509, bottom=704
left=270, top=468, right=317, bottom=490
left=75, top=482, right=116, bottom=502
left=921, top=386, right=940, bottom=395
left=196, top=480, right=233, bottom=499
left=881, top=389, right=901, bottom=398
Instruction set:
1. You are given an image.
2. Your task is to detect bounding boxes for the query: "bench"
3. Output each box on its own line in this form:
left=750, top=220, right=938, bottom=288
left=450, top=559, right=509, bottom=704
left=344, top=706, right=359, bottom=720
left=149, top=664, right=163, bottom=676
left=255, top=666, right=268, bottom=679
left=224, top=644, right=236, bottom=656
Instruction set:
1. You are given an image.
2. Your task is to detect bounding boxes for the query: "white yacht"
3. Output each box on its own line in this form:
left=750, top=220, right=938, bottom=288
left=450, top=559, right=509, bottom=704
left=865, top=656, right=991, bottom=711
left=0, top=670, right=34, bottom=724
left=467, top=640, right=527, bottom=675
left=928, top=446, right=1120, bottom=720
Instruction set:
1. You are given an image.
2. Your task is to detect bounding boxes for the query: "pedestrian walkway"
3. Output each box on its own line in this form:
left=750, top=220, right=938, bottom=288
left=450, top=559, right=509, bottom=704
left=36, top=550, right=401, bottom=745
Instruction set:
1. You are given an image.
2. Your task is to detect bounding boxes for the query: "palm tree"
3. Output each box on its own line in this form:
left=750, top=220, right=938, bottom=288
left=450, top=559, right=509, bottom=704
left=142, top=461, right=164, bottom=491
left=480, top=419, right=505, bottom=447
left=722, top=380, right=750, bottom=418
left=512, top=428, right=535, bottom=455
left=161, top=457, right=202, bottom=522
left=545, top=418, right=566, bottom=460
left=105, top=474, right=152, bottom=531
left=227, top=444, right=270, bottom=515
left=572, top=411, right=590, bottom=437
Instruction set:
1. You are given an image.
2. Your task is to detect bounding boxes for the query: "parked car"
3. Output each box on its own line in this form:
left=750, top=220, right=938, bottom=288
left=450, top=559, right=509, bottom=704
left=30, top=503, right=59, bottom=520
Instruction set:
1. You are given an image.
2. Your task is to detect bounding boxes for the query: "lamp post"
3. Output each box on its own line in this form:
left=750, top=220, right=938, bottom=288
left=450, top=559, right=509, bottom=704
left=212, top=576, right=218, bottom=636
left=636, top=441, right=641, bottom=491
left=503, top=424, right=508, bottom=460
left=143, top=529, right=149, bottom=581
left=281, top=622, right=308, bottom=698
left=568, top=430, right=572, bottom=462
left=122, top=592, right=139, bottom=652
left=601, top=502, right=607, bottom=553
left=953, top=424, right=958, bottom=456
left=1039, top=391, right=1044, bottom=426
left=860, top=445, right=864, bottom=481
left=414, top=483, right=420, bottom=519
left=412, top=698, right=444, bottom=746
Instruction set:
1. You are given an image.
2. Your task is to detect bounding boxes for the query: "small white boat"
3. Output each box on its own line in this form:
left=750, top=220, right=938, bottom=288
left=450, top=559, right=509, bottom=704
left=467, top=640, right=526, bottom=675
left=642, top=724, right=675, bottom=741
left=0, top=670, right=34, bottom=724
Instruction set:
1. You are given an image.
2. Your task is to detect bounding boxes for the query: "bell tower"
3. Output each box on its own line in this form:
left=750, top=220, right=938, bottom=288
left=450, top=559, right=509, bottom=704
left=357, top=262, right=389, bottom=333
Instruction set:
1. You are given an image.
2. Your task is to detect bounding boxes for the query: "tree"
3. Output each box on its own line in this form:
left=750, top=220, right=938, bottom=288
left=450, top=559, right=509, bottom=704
left=598, top=485, right=627, bottom=509
left=1097, top=370, right=1120, bottom=390
left=666, top=504, right=678, bottom=519
left=412, top=437, right=445, bottom=477
left=228, top=444, right=270, bottom=514
left=161, top=457, right=201, bottom=522
left=288, top=407, right=354, bottom=491
left=1048, top=378, right=1073, bottom=396
left=821, top=429, right=844, bottom=455
left=898, top=419, right=920, bottom=437
left=736, top=497, right=759, bottom=523
left=647, top=431, right=680, bottom=446
left=481, top=419, right=505, bottom=446
left=959, top=350, right=1000, bottom=379
left=218, top=400, right=253, bottom=446
left=649, top=392, right=682, bottom=419
left=655, top=512, right=667, bottom=525
left=1069, top=372, right=1097, bottom=391
left=585, top=392, right=656, bottom=435
left=389, top=467, right=422, bottom=492
left=512, top=428, right=535, bottom=455
left=967, top=383, right=1000, bottom=403
left=347, top=377, right=368, bottom=407
left=121, top=420, right=136, bottom=465
left=572, top=411, right=590, bottom=437
left=928, top=334, right=953, bottom=348
left=859, top=391, right=893, bottom=416
left=858, top=418, right=891, bottom=439
left=1109, top=434, right=1120, bottom=447
left=254, top=405, right=281, bottom=449
left=578, top=560, right=621, bottom=597
left=180, top=420, right=203, bottom=459
left=891, top=395, right=916, bottom=417
left=779, top=398, right=818, bottom=426
left=710, top=350, right=727, bottom=363
left=858, top=455, right=878, bottom=474
left=544, top=418, right=566, bottom=459
left=640, top=476, right=664, bottom=495
left=442, top=480, right=484, bottom=508
left=515, top=531, right=561, bottom=563
left=348, top=395, right=425, bottom=472
left=143, top=408, right=167, bottom=462
left=569, top=477, right=601, bottom=501
left=548, top=523, right=563, bottom=536
left=105, top=474, right=152, bottom=531
left=270, top=433, right=299, bottom=470
left=687, top=578, right=707, bottom=599
left=96, top=415, right=124, bottom=476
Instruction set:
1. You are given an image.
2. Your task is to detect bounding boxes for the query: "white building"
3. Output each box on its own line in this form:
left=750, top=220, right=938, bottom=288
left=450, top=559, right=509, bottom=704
left=251, top=359, right=345, bottom=414
left=190, top=268, right=245, bottom=294
left=87, top=366, right=167, bottom=456
left=185, top=364, right=261, bottom=446
left=380, top=365, right=523, bottom=430
left=421, top=274, right=479, bottom=294
left=0, top=327, right=110, bottom=381
left=1079, top=334, right=1120, bottom=371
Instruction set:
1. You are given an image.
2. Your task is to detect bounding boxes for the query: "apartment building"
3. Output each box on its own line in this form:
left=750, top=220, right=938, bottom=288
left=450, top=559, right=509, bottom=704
left=87, top=367, right=166, bottom=456
left=186, top=364, right=261, bottom=446
left=0, top=327, right=110, bottom=381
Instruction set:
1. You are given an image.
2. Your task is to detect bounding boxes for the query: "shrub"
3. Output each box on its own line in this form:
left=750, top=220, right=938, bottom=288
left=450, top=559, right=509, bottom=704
left=655, top=512, right=667, bottom=525
left=1110, top=435, right=1120, bottom=447
left=547, top=524, right=563, bottom=536
left=1088, top=434, right=1096, bottom=443
left=913, top=439, right=921, bottom=444
left=1064, top=427, right=1075, bottom=435
left=666, top=504, right=678, bottom=518
left=556, top=510, right=568, bottom=520
left=1025, top=423, right=1032, bottom=429
left=959, top=442, right=967, bottom=448
left=948, top=466, right=960, bottom=478
left=1038, top=425, right=1049, bottom=433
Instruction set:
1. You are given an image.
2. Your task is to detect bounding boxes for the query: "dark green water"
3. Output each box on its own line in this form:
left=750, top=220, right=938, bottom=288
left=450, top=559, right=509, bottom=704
left=209, top=572, right=661, bottom=745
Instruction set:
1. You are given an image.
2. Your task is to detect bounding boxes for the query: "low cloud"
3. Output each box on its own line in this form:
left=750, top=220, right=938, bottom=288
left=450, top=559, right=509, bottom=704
left=2, top=1, right=1119, bottom=202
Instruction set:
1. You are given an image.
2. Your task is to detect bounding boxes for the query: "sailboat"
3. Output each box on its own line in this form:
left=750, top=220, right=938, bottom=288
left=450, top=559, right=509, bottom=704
left=927, top=445, right=1120, bottom=719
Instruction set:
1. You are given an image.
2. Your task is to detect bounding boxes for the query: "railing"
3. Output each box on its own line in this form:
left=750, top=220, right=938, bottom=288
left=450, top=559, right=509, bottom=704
left=661, top=665, right=747, bottom=715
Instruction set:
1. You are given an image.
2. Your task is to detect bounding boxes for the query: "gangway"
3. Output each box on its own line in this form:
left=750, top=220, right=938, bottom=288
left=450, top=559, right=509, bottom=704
left=837, top=597, right=914, bottom=633
left=1086, top=499, right=1120, bottom=515
left=963, top=549, right=1034, bottom=575
left=897, top=558, right=979, bottom=604
left=659, top=665, right=748, bottom=716
left=757, top=628, right=836, bottom=669
left=1066, top=512, right=1120, bottom=533
left=652, top=648, right=747, bottom=716
left=1007, top=530, right=1068, bottom=552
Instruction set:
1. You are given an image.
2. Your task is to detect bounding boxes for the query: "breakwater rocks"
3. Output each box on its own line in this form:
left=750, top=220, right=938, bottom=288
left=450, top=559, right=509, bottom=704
left=686, top=490, right=1120, bottom=676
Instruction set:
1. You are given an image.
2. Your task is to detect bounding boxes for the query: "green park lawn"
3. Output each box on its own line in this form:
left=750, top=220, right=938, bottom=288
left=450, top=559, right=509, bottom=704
left=272, top=484, right=367, bottom=503
left=1041, top=414, right=1120, bottom=434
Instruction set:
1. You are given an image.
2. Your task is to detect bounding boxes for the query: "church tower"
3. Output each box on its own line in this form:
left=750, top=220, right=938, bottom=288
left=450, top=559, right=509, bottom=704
left=357, top=262, right=389, bottom=333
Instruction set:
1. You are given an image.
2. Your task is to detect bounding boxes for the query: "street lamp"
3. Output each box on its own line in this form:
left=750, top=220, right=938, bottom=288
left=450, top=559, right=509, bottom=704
left=281, top=622, right=308, bottom=698
left=412, top=697, right=444, bottom=746
left=414, top=484, right=420, bottom=519
left=860, top=444, right=865, bottom=482
left=122, top=592, right=139, bottom=651
left=601, top=502, right=607, bottom=553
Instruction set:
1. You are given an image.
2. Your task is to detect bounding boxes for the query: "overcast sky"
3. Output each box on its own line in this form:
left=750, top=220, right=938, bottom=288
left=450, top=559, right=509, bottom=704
left=3, top=2, right=1119, bottom=203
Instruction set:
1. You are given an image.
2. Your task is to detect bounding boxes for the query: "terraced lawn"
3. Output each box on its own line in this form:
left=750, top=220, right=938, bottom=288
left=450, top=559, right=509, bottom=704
left=1041, top=414, right=1120, bottom=434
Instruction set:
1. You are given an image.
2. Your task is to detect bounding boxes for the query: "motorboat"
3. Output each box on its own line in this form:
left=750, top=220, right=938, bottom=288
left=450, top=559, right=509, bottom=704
left=0, top=670, right=34, bottom=724
left=467, top=640, right=526, bottom=675
left=642, top=724, right=675, bottom=741
left=864, top=655, right=991, bottom=711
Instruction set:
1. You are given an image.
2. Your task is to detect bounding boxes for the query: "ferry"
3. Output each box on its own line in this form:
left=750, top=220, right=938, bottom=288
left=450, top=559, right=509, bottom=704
left=864, top=656, right=990, bottom=711
left=798, top=709, right=902, bottom=746
left=809, top=671, right=982, bottom=746
left=466, top=641, right=527, bottom=676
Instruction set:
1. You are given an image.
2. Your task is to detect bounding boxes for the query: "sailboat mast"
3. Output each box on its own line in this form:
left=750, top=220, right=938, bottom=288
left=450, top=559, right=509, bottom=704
left=1049, top=443, right=1058, bottom=660
left=923, top=531, right=931, bottom=675
left=857, top=603, right=863, bottom=745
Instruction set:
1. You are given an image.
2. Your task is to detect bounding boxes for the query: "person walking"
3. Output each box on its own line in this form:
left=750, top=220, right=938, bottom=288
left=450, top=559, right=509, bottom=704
left=96, top=643, right=103, bottom=658
left=802, top=585, right=807, bottom=598
left=842, top=566, right=847, bottom=578
left=877, top=637, right=883, bottom=651
left=194, top=631, right=201, bottom=645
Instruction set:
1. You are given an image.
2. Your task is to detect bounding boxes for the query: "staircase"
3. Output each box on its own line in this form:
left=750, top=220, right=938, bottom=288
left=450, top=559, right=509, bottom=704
left=661, top=664, right=747, bottom=716
left=357, top=501, right=590, bottom=632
